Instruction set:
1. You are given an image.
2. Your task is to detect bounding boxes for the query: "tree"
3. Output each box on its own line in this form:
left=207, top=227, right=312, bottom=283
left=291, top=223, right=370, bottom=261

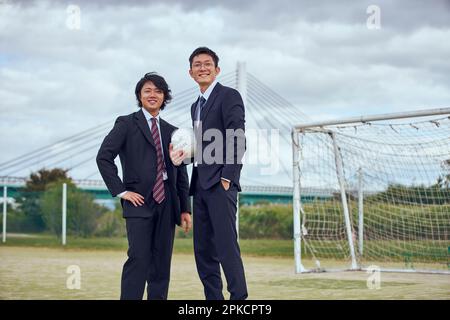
left=25, top=168, right=69, bottom=191
left=95, top=200, right=126, bottom=237
left=40, top=180, right=107, bottom=237
left=443, top=159, right=450, bottom=188
left=434, top=158, right=450, bottom=190
left=16, top=168, right=71, bottom=232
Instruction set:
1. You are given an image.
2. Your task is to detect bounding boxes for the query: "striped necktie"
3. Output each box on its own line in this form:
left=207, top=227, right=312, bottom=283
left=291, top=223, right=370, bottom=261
left=150, top=117, right=165, bottom=204
left=196, top=96, right=206, bottom=121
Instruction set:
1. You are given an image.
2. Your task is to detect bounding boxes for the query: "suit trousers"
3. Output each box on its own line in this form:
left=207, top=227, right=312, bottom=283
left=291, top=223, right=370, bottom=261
left=120, top=180, right=175, bottom=300
left=193, top=178, right=248, bottom=300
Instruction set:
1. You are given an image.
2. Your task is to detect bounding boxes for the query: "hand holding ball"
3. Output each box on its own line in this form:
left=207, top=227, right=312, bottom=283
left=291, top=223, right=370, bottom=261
left=170, top=128, right=196, bottom=165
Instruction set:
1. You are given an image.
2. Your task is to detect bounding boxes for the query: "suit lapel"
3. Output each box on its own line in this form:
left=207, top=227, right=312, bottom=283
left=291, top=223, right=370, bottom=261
left=191, top=99, right=198, bottom=126
left=159, top=118, right=172, bottom=166
left=134, top=109, right=155, bottom=148
left=200, top=82, right=221, bottom=123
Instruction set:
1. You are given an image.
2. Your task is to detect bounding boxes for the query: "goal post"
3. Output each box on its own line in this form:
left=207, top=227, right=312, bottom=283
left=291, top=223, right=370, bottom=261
left=292, top=107, right=450, bottom=274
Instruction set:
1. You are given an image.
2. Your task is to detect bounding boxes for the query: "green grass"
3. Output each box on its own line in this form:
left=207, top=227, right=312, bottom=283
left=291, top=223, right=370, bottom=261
left=0, top=234, right=294, bottom=257
left=268, top=279, right=415, bottom=290
left=1, top=234, right=447, bottom=264
left=2, top=247, right=449, bottom=299
left=239, top=239, right=293, bottom=256
left=0, top=234, right=129, bottom=250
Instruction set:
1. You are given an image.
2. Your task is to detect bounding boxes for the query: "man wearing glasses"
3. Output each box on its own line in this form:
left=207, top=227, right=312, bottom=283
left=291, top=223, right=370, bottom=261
left=171, top=47, right=248, bottom=300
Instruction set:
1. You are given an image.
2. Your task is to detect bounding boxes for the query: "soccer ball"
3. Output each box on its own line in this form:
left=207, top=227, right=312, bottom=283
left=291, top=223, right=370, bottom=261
left=171, top=128, right=196, bottom=159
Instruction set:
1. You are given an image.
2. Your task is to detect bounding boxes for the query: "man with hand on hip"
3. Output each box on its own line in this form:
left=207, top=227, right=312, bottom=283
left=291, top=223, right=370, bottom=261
left=97, top=72, right=191, bottom=300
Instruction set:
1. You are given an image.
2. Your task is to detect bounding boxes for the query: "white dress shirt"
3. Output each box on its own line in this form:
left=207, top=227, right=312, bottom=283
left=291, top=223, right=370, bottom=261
left=193, top=80, right=230, bottom=184
left=118, top=109, right=168, bottom=199
left=194, top=80, right=217, bottom=167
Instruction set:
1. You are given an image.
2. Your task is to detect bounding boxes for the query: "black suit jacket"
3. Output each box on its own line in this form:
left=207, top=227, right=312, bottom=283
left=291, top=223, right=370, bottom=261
left=96, top=109, right=191, bottom=225
left=189, top=82, right=246, bottom=195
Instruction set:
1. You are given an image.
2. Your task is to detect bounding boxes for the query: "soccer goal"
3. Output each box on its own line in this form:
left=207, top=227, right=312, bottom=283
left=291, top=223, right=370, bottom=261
left=292, top=108, right=450, bottom=274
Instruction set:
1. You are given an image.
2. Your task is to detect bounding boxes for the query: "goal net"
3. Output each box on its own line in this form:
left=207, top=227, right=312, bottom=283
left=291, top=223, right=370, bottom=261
left=292, top=108, right=450, bottom=273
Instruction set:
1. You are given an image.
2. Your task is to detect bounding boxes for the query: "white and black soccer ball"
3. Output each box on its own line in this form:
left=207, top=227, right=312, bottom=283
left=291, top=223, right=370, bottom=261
left=171, top=128, right=196, bottom=158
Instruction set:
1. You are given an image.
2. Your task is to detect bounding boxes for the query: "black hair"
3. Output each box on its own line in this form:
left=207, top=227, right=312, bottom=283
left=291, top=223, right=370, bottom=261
left=135, top=72, right=172, bottom=110
left=189, top=47, right=219, bottom=68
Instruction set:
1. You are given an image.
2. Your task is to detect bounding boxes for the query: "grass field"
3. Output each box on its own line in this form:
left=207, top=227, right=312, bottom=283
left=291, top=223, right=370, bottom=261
left=0, top=233, right=295, bottom=256
left=1, top=235, right=449, bottom=300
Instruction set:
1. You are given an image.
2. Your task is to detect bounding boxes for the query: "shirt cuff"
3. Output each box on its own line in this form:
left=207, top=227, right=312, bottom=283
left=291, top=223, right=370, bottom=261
left=221, top=177, right=231, bottom=183
left=117, top=191, right=128, bottom=198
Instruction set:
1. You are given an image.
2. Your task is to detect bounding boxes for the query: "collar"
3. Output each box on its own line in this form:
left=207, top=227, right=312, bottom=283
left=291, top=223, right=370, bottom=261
left=142, top=107, right=160, bottom=123
left=198, top=80, right=218, bottom=102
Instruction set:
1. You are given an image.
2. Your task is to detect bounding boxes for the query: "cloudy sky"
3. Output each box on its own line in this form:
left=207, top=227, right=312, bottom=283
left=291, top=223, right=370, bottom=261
left=0, top=0, right=449, bottom=186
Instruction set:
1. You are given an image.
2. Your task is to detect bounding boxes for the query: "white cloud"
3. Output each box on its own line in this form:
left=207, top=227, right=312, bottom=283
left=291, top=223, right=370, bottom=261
left=0, top=0, right=449, bottom=186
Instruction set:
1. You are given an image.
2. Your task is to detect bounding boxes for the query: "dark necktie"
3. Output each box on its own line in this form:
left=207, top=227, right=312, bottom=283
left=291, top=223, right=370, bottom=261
left=151, top=117, right=165, bottom=204
left=196, top=96, right=206, bottom=122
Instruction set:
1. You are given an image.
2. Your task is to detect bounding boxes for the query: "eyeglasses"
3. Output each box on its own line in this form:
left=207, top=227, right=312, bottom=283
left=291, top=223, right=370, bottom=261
left=192, top=62, right=215, bottom=70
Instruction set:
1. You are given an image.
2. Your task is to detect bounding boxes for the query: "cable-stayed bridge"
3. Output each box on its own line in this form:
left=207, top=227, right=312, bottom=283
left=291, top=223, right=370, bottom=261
left=0, top=64, right=313, bottom=203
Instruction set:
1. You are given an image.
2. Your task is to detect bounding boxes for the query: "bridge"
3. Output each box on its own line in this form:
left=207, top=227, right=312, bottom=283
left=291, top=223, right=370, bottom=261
left=0, top=64, right=326, bottom=205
